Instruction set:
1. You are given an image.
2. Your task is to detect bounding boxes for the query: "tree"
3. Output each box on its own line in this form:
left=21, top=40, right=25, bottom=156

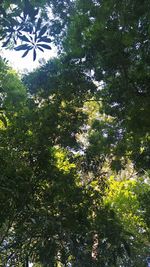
left=64, top=0, right=150, bottom=170
left=0, top=55, right=132, bottom=266
left=0, top=0, right=150, bottom=266
left=104, top=171, right=150, bottom=266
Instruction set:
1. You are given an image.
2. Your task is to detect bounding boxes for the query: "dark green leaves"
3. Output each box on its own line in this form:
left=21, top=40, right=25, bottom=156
left=37, top=46, right=44, bottom=52
left=18, top=35, right=31, bottom=43
left=36, top=18, right=42, bottom=32
left=12, top=22, right=51, bottom=60
left=1, top=1, right=150, bottom=266
left=38, top=25, right=48, bottom=37
left=38, top=44, right=51, bottom=50
left=1, top=5, right=51, bottom=60
left=33, top=49, right=36, bottom=61
left=38, top=37, right=51, bottom=43
left=14, top=44, right=30, bottom=51
left=22, top=48, right=32, bottom=58
left=2, top=37, right=11, bottom=47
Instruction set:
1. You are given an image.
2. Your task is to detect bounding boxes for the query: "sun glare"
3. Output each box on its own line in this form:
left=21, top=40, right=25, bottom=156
left=1, top=45, right=57, bottom=73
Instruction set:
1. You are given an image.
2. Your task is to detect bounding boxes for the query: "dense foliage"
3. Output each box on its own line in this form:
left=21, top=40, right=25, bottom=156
left=0, top=0, right=150, bottom=266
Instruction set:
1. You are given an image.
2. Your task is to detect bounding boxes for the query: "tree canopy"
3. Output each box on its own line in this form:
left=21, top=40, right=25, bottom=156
left=0, top=0, right=150, bottom=266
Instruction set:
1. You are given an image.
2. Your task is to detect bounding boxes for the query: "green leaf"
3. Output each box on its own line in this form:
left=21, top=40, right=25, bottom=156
left=18, top=35, right=31, bottom=43
left=15, top=44, right=30, bottom=51
left=23, top=25, right=33, bottom=34
left=0, top=114, right=7, bottom=127
left=2, top=36, right=11, bottom=47
left=36, top=18, right=42, bottom=32
left=38, top=44, right=51, bottom=50
left=22, top=48, right=32, bottom=58
left=33, top=49, right=36, bottom=61
left=37, top=46, right=44, bottom=52
left=38, top=25, right=47, bottom=37
left=38, top=37, right=51, bottom=43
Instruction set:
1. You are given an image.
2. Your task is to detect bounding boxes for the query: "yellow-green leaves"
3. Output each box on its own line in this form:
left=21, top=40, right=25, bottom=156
left=104, top=175, right=148, bottom=235
left=52, top=146, right=75, bottom=174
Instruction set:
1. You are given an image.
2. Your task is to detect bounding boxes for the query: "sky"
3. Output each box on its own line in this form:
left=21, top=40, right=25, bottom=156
left=0, top=44, right=57, bottom=73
